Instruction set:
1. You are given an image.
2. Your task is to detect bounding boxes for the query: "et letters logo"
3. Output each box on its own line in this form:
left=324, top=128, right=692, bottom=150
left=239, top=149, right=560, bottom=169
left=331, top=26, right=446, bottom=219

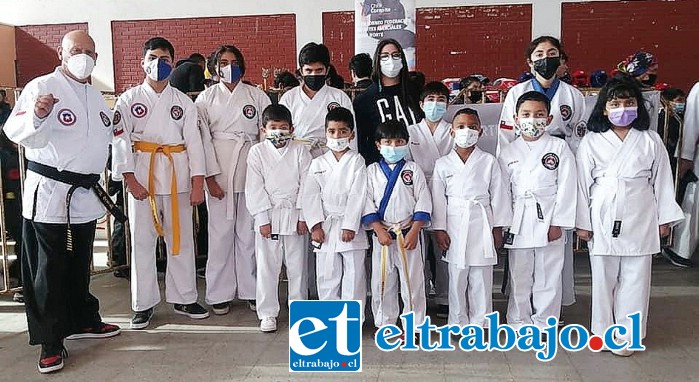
left=289, top=300, right=362, bottom=372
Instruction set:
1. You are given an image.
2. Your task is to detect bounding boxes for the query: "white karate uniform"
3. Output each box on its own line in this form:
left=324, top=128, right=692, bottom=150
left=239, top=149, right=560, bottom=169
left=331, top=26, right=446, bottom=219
left=431, top=148, right=512, bottom=327
left=674, top=82, right=699, bottom=259
left=407, top=119, right=454, bottom=304
left=302, top=150, right=368, bottom=306
left=195, top=82, right=272, bottom=304
left=245, top=140, right=312, bottom=320
left=576, top=129, right=683, bottom=340
left=498, top=133, right=576, bottom=329
left=278, top=85, right=356, bottom=158
left=112, top=82, right=206, bottom=312
left=4, top=68, right=112, bottom=223
left=364, top=159, right=431, bottom=327
left=498, top=79, right=586, bottom=307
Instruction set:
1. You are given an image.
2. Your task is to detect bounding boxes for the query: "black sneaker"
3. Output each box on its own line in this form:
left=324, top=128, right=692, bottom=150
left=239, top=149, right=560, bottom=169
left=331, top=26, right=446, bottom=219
left=38, top=344, right=67, bottom=374
left=174, top=303, right=210, bottom=319
left=131, top=308, right=154, bottom=330
left=662, top=249, right=694, bottom=268
left=212, top=302, right=230, bottom=315
left=113, top=269, right=130, bottom=279
left=435, top=305, right=449, bottom=319
left=66, top=322, right=121, bottom=340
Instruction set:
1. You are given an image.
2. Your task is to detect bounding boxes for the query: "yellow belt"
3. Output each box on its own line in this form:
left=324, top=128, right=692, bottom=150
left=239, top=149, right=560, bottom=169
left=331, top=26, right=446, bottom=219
left=380, top=224, right=413, bottom=312
left=133, top=141, right=186, bottom=256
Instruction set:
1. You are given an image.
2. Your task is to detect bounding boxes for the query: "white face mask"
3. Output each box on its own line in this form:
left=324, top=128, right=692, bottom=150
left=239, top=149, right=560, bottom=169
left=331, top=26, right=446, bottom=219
left=380, top=57, right=403, bottom=78
left=454, top=128, right=479, bottom=148
left=65, top=53, right=95, bottom=80
left=326, top=137, right=350, bottom=152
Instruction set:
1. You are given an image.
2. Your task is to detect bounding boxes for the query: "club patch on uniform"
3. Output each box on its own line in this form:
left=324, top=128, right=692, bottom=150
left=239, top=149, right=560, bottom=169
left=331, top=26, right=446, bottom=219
left=131, top=103, right=148, bottom=118
left=113, top=126, right=124, bottom=137
left=560, top=105, right=572, bottom=121
left=401, top=170, right=414, bottom=185
left=57, top=108, right=76, bottom=126
left=327, top=102, right=341, bottom=112
left=575, top=121, right=587, bottom=138
left=113, top=110, right=122, bottom=125
left=541, top=153, right=560, bottom=170
left=499, top=120, right=513, bottom=130
left=243, top=105, right=256, bottom=119
left=170, top=105, right=183, bottom=120
left=100, top=111, right=111, bottom=127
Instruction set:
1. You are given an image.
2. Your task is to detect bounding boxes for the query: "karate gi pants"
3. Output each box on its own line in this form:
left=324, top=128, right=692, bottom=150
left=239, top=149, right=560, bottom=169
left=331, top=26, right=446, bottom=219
left=255, top=234, right=307, bottom=319
left=590, top=254, right=651, bottom=341
left=22, top=219, right=101, bottom=345
left=370, top=235, right=427, bottom=327
left=507, top=242, right=564, bottom=329
left=561, top=231, right=576, bottom=306
left=316, top=249, right=366, bottom=304
left=129, top=193, right=198, bottom=312
left=205, top=192, right=256, bottom=304
left=447, top=264, right=493, bottom=327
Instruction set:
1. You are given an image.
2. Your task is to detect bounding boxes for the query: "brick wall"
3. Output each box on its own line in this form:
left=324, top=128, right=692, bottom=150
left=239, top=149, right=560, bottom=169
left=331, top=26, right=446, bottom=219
left=111, top=15, right=296, bottom=93
left=15, top=23, right=88, bottom=87
left=322, top=5, right=532, bottom=83
left=563, top=0, right=699, bottom=92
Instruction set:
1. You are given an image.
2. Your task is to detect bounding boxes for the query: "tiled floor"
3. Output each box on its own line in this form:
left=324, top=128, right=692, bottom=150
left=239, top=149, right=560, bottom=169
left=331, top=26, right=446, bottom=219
left=1, top=253, right=698, bottom=382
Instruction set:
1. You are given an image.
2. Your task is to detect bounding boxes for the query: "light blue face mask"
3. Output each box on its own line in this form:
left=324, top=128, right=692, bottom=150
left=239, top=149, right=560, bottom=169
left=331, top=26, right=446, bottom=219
left=674, top=102, right=686, bottom=114
left=422, top=101, right=447, bottom=122
left=380, top=145, right=409, bottom=163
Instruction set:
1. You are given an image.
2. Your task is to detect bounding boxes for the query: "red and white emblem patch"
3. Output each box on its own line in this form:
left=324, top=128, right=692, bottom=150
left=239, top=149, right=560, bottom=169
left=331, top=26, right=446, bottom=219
left=131, top=103, right=148, bottom=118
left=57, top=108, right=76, bottom=126
left=170, top=105, right=183, bottom=121
left=327, top=102, right=341, bottom=112
left=243, top=105, right=257, bottom=119
left=401, top=169, right=414, bottom=186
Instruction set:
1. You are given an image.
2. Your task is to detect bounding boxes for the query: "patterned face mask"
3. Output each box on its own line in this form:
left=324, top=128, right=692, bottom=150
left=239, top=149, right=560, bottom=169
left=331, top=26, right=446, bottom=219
left=517, top=117, right=548, bottom=138
left=266, top=129, right=293, bottom=145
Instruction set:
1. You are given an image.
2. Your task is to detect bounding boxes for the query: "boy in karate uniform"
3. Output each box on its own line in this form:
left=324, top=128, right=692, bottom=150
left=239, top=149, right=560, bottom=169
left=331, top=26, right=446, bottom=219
left=195, top=45, right=272, bottom=314
left=431, top=108, right=512, bottom=327
left=407, top=81, right=454, bottom=316
left=497, top=91, right=576, bottom=330
left=279, top=42, right=355, bottom=158
left=362, top=120, right=431, bottom=329
left=245, top=104, right=312, bottom=333
left=303, top=107, right=368, bottom=306
left=112, top=37, right=208, bottom=329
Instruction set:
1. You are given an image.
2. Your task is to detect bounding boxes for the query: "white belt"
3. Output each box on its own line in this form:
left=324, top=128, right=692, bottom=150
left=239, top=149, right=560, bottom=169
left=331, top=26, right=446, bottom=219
left=448, top=196, right=494, bottom=268
left=212, top=131, right=258, bottom=219
left=510, top=184, right=558, bottom=236
left=592, top=176, right=650, bottom=241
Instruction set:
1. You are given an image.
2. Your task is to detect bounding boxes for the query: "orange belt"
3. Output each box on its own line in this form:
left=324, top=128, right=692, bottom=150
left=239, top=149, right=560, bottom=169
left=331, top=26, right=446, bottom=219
left=133, top=141, right=186, bottom=256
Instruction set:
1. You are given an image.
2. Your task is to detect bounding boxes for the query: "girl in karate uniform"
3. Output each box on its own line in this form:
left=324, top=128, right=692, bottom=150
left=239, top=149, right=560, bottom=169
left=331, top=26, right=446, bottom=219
left=576, top=75, right=684, bottom=356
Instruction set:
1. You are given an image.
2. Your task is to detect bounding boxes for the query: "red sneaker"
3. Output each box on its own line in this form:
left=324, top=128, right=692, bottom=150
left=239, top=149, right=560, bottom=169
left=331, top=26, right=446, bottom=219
left=66, top=322, right=121, bottom=340
left=38, top=346, right=67, bottom=374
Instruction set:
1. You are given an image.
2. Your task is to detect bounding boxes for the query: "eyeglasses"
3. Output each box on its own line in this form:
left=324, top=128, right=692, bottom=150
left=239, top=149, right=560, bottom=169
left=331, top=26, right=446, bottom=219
left=379, top=53, right=402, bottom=61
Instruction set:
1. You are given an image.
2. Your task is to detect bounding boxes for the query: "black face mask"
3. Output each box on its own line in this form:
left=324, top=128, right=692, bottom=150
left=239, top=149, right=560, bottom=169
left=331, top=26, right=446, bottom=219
left=641, top=74, right=657, bottom=87
left=303, top=75, right=326, bottom=91
left=532, top=57, right=561, bottom=80
left=468, top=91, right=484, bottom=103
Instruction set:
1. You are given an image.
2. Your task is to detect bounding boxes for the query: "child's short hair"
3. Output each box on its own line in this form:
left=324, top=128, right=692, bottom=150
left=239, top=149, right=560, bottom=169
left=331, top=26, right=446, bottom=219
left=325, top=107, right=354, bottom=131
left=143, top=37, right=175, bottom=60
left=453, top=107, right=481, bottom=124
left=661, top=88, right=685, bottom=102
left=375, top=120, right=409, bottom=142
left=261, top=104, right=293, bottom=127
left=298, top=42, right=330, bottom=68
left=588, top=74, right=651, bottom=132
left=515, top=91, right=551, bottom=114
left=420, top=81, right=450, bottom=101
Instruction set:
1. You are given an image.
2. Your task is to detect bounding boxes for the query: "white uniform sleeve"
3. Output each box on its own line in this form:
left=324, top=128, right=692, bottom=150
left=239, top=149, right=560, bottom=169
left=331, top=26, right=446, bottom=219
left=195, top=93, right=221, bottom=178
left=302, top=160, right=325, bottom=231
left=650, top=132, right=684, bottom=226
left=362, top=165, right=380, bottom=229
left=111, top=94, right=135, bottom=180
left=550, top=145, right=577, bottom=229
left=183, top=100, right=206, bottom=178
left=256, top=90, right=272, bottom=141
left=490, top=159, right=513, bottom=227
left=340, top=92, right=359, bottom=152
left=2, top=82, right=51, bottom=149
left=412, top=165, right=432, bottom=227
left=341, top=157, right=368, bottom=233
left=497, top=90, right=517, bottom=156
left=245, top=147, right=272, bottom=227
left=565, top=90, right=587, bottom=155
left=429, top=162, right=447, bottom=231
left=681, top=82, right=699, bottom=161
left=296, top=146, right=313, bottom=222
left=575, top=137, right=594, bottom=231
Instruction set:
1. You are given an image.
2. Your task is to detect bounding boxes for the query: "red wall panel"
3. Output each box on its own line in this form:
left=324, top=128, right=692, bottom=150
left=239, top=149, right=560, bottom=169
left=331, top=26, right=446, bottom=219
left=15, top=23, right=88, bottom=87
left=111, top=15, right=297, bottom=93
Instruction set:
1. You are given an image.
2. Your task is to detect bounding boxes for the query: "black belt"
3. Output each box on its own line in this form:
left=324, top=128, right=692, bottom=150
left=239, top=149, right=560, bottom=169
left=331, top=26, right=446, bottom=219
left=27, top=161, right=128, bottom=251
left=551, top=133, right=566, bottom=140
